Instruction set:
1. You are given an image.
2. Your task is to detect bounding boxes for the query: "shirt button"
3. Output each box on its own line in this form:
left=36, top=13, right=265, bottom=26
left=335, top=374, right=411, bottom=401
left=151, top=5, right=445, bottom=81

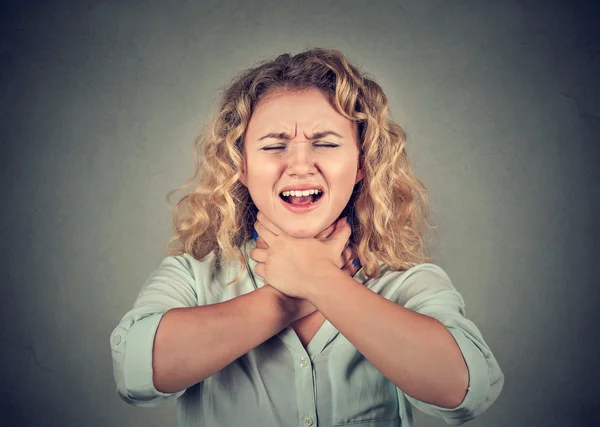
left=299, top=357, right=309, bottom=368
left=302, top=415, right=314, bottom=426
left=112, top=334, right=122, bottom=346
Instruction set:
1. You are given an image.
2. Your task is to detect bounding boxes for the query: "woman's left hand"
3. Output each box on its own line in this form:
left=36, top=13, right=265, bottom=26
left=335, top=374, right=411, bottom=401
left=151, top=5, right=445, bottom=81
left=249, top=211, right=352, bottom=300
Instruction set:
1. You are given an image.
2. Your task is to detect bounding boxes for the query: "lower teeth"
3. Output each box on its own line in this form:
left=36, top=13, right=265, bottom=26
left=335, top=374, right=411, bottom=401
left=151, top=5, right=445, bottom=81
left=282, top=194, right=321, bottom=205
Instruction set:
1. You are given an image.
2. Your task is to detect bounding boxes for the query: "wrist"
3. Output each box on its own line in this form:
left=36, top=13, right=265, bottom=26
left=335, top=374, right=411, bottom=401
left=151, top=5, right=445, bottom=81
left=304, top=262, right=341, bottom=302
left=258, top=285, right=295, bottom=325
left=260, top=285, right=316, bottom=326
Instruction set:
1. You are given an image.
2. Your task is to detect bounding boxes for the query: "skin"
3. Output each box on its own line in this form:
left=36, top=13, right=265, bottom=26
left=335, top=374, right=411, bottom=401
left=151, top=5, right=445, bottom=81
left=239, top=87, right=365, bottom=238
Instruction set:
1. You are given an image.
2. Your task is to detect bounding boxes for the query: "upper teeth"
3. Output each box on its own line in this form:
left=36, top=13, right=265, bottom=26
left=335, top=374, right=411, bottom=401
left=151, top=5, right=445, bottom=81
left=281, top=189, right=322, bottom=197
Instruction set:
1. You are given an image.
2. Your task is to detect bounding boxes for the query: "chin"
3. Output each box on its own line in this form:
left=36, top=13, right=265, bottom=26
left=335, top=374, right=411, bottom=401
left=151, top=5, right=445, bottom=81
left=264, top=209, right=332, bottom=238
left=274, top=220, right=321, bottom=238
left=283, top=227, right=318, bottom=239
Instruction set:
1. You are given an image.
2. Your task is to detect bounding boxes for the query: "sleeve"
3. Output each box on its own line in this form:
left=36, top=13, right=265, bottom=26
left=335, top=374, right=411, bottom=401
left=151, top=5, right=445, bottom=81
left=109, top=255, right=201, bottom=407
left=390, top=263, right=504, bottom=426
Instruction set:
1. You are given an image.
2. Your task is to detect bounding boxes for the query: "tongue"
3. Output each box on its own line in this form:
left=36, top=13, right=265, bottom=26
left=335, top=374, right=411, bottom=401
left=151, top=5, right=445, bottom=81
left=289, top=195, right=315, bottom=205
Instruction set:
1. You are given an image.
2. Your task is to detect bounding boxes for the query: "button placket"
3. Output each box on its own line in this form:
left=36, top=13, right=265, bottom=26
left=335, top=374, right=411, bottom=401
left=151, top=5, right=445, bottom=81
left=294, top=352, right=317, bottom=427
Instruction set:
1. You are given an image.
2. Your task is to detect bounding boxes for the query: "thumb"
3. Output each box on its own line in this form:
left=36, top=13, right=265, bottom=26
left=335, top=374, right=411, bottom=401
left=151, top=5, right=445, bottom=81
left=328, top=217, right=352, bottom=245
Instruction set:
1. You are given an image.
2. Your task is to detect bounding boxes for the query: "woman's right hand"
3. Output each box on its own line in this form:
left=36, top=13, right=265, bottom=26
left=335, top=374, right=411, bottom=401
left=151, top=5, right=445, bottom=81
left=257, top=219, right=361, bottom=323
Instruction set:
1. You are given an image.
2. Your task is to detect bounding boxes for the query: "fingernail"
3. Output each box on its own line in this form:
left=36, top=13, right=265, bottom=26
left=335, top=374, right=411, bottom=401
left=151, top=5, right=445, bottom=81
left=352, top=259, right=359, bottom=267
left=347, top=215, right=354, bottom=228
left=253, top=230, right=258, bottom=241
left=348, top=242, right=353, bottom=248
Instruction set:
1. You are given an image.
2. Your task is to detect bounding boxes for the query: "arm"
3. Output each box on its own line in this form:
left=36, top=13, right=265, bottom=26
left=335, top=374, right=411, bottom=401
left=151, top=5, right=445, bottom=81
left=112, top=235, right=359, bottom=405
left=305, top=263, right=503, bottom=424
left=152, top=285, right=292, bottom=393
left=307, top=267, right=469, bottom=408
left=110, top=255, right=298, bottom=405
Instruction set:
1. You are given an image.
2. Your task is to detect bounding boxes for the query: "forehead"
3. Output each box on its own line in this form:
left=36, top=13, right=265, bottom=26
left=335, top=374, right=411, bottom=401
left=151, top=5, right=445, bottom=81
left=246, top=88, right=356, bottom=137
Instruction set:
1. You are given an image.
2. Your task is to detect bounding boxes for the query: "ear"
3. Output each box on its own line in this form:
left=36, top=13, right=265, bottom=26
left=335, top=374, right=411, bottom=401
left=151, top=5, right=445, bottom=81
left=355, top=167, right=365, bottom=185
left=239, top=160, right=248, bottom=187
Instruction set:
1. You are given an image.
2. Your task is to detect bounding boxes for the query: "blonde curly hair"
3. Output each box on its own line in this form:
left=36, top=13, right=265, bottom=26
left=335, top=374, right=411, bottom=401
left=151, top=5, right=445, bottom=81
left=166, top=47, right=436, bottom=285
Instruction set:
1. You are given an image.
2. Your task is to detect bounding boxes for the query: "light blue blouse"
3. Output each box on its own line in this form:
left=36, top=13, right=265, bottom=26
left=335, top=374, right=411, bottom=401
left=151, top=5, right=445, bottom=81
left=110, top=239, right=503, bottom=427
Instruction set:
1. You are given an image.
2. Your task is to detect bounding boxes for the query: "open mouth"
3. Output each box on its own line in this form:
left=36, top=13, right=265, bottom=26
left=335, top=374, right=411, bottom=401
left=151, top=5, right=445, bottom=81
left=279, top=191, right=324, bottom=206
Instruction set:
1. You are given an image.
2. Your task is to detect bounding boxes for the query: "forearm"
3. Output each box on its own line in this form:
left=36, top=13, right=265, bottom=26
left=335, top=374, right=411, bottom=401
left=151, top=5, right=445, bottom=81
left=307, top=268, right=469, bottom=409
left=153, top=286, right=289, bottom=393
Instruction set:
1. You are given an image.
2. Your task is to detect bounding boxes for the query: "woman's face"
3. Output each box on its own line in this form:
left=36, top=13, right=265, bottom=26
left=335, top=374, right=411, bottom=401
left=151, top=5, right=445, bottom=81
left=240, top=87, right=364, bottom=238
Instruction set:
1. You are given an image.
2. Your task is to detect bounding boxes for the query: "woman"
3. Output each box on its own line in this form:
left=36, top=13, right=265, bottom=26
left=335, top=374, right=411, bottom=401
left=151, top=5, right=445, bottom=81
left=110, top=47, right=503, bottom=426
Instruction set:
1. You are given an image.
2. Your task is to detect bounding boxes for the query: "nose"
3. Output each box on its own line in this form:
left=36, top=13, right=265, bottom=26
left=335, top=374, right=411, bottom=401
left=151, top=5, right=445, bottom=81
left=286, top=141, right=317, bottom=176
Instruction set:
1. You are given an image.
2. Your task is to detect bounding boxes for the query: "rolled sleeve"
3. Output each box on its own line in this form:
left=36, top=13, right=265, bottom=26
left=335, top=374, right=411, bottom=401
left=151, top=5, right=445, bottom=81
left=110, top=255, right=201, bottom=406
left=111, top=313, right=184, bottom=406
left=406, top=308, right=504, bottom=425
left=389, top=264, right=504, bottom=425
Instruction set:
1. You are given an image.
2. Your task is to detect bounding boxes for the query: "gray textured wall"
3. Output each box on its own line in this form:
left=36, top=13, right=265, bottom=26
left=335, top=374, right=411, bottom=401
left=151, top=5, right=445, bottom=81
left=1, top=1, right=598, bottom=426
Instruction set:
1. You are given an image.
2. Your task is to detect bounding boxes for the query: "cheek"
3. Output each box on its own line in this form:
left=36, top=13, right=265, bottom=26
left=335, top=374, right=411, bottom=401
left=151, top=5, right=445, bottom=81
left=245, top=170, right=279, bottom=206
left=330, top=169, right=359, bottom=201
left=246, top=162, right=279, bottom=186
left=329, top=160, right=359, bottom=182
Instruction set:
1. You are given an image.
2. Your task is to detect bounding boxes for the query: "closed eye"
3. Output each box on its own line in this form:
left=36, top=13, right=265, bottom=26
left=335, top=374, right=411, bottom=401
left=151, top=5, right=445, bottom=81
left=262, top=143, right=339, bottom=151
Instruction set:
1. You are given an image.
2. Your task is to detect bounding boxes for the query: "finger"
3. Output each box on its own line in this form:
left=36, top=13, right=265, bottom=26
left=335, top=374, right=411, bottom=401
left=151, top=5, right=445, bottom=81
left=256, top=212, right=283, bottom=237
left=341, top=258, right=359, bottom=276
left=254, top=221, right=276, bottom=245
left=336, top=242, right=354, bottom=268
left=341, top=246, right=352, bottom=265
left=315, top=223, right=336, bottom=240
left=328, top=218, right=353, bottom=252
left=347, top=243, right=358, bottom=260
left=342, top=256, right=360, bottom=274
left=256, top=235, right=268, bottom=249
left=253, top=262, right=265, bottom=280
left=249, top=247, right=267, bottom=263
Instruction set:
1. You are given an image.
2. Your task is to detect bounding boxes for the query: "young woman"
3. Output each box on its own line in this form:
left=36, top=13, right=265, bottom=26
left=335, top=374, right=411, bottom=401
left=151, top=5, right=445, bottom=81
left=110, top=48, right=504, bottom=427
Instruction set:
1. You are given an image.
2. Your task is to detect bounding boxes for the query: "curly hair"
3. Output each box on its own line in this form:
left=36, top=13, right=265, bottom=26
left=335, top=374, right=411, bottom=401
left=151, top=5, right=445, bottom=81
left=165, top=47, right=436, bottom=286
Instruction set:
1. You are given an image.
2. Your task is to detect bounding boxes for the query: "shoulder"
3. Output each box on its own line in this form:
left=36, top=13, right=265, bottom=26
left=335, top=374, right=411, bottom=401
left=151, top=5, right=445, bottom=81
left=390, top=262, right=453, bottom=290
left=158, top=243, right=252, bottom=302
left=154, top=251, right=218, bottom=280
left=146, top=251, right=222, bottom=303
left=372, top=263, right=460, bottom=307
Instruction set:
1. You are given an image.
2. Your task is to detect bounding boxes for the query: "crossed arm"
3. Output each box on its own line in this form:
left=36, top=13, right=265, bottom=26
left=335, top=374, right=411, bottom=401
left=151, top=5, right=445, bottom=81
left=304, top=266, right=469, bottom=409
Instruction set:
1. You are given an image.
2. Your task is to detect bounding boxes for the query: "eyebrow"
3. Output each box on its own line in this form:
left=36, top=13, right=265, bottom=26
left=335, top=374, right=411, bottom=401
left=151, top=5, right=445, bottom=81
left=258, top=130, right=344, bottom=141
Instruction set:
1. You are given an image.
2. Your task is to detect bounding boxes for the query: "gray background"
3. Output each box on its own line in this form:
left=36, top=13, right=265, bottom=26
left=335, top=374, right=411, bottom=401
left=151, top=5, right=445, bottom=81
left=1, top=0, right=599, bottom=426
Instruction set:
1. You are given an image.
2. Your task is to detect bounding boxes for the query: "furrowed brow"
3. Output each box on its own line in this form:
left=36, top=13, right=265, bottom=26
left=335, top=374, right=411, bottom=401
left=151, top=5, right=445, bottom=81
left=258, top=132, right=292, bottom=141
left=258, top=130, right=343, bottom=141
left=307, top=130, right=343, bottom=139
